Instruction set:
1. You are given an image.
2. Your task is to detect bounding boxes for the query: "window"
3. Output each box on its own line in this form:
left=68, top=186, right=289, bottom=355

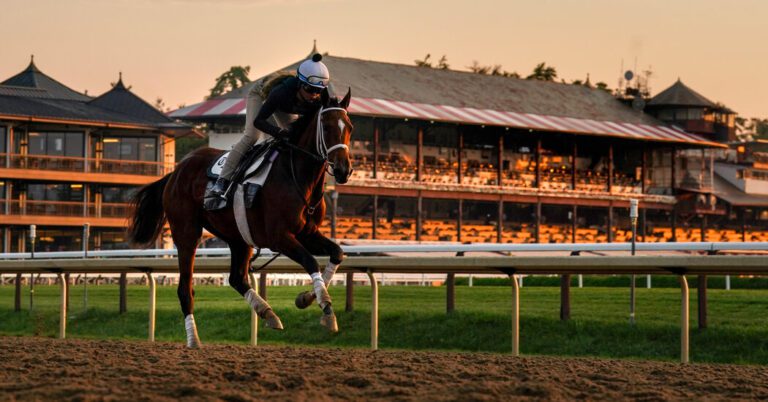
left=100, top=186, right=138, bottom=203
left=0, top=126, right=6, bottom=154
left=27, top=132, right=83, bottom=157
left=103, top=137, right=157, bottom=161
left=26, top=183, right=84, bottom=201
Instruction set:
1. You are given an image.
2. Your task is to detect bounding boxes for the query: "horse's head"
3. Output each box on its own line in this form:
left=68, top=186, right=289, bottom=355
left=317, top=88, right=353, bottom=184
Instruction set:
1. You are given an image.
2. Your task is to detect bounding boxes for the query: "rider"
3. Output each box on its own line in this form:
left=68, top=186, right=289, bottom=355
left=206, top=53, right=330, bottom=202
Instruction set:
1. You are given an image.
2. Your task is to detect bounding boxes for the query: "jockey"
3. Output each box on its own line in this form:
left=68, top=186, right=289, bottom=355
left=205, top=53, right=330, bottom=203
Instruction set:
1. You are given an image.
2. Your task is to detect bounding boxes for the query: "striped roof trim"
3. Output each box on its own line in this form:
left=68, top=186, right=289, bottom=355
left=169, top=97, right=721, bottom=147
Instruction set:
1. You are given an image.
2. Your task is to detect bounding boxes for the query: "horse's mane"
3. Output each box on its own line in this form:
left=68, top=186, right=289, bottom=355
left=286, top=96, right=342, bottom=143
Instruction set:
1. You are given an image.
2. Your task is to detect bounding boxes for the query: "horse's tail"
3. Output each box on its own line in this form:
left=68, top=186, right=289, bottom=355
left=127, top=174, right=170, bottom=248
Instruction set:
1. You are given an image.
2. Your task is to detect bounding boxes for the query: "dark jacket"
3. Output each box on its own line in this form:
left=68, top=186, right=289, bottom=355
left=253, top=77, right=320, bottom=137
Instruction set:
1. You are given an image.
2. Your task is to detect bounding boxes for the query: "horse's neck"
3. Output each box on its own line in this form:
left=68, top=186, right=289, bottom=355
left=289, top=117, right=325, bottom=190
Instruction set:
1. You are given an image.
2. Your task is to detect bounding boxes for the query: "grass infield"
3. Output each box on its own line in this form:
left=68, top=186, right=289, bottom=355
left=1, top=282, right=767, bottom=364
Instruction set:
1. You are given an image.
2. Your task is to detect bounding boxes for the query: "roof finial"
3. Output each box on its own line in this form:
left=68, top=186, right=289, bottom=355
left=27, top=54, right=39, bottom=72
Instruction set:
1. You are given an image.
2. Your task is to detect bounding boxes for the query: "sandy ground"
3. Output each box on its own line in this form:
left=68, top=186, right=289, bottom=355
left=1, top=337, right=768, bottom=401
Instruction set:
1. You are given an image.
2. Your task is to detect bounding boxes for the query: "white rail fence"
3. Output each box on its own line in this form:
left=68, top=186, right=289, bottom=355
left=2, top=241, right=768, bottom=363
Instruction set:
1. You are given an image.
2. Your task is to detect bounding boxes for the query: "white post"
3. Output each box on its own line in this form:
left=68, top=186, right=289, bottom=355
left=647, top=275, right=652, bottom=289
left=58, top=273, right=67, bottom=339
left=680, top=275, right=690, bottom=364
left=147, top=272, right=156, bottom=342
left=578, top=274, right=583, bottom=288
left=510, top=274, right=520, bottom=356
left=367, top=269, right=378, bottom=351
left=518, top=275, right=523, bottom=288
left=725, top=275, right=731, bottom=290
left=468, top=274, right=473, bottom=287
left=249, top=273, right=258, bottom=346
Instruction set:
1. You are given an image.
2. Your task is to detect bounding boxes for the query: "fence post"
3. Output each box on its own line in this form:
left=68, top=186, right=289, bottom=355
left=446, top=273, right=455, bottom=313
left=366, top=269, right=378, bottom=351
left=345, top=272, right=354, bottom=312
left=14, top=273, right=21, bottom=312
left=58, top=273, right=67, bottom=339
left=698, top=275, right=707, bottom=329
left=249, top=273, right=258, bottom=346
left=510, top=273, right=520, bottom=356
left=259, top=273, right=267, bottom=300
left=119, top=273, right=127, bottom=314
left=145, top=272, right=156, bottom=341
left=560, top=274, right=571, bottom=321
left=680, top=275, right=690, bottom=363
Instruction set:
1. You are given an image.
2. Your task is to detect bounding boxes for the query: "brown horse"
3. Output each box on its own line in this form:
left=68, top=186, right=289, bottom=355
left=127, top=89, right=353, bottom=348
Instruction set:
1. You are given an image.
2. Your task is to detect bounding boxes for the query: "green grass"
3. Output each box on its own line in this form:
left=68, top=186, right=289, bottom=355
left=1, top=283, right=768, bottom=364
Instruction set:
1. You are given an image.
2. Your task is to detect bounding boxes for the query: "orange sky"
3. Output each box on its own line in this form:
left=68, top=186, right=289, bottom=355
left=1, top=0, right=766, bottom=117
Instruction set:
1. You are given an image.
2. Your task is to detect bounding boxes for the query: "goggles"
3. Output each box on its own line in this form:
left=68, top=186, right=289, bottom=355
left=301, top=83, right=324, bottom=95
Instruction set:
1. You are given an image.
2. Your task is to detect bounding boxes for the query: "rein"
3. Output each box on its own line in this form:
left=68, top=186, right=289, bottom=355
left=286, top=106, right=349, bottom=216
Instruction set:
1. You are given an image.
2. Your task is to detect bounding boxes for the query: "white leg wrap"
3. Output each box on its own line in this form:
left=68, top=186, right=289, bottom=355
left=244, top=288, right=270, bottom=315
left=322, top=262, right=340, bottom=285
left=184, top=314, right=201, bottom=348
left=312, top=272, right=330, bottom=308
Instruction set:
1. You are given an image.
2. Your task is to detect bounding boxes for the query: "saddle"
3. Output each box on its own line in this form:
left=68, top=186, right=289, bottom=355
left=203, top=140, right=279, bottom=211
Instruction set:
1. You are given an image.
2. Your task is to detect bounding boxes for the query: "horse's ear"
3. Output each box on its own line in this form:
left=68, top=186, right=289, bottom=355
left=340, top=88, right=351, bottom=110
left=321, top=87, right=330, bottom=107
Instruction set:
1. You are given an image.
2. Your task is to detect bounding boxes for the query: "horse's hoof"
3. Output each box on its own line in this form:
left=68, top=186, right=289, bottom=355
left=186, top=339, right=202, bottom=349
left=320, top=305, right=338, bottom=333
left=295, top=290, right=316, bottom=309
left=262, top=309, right=284, bottom=330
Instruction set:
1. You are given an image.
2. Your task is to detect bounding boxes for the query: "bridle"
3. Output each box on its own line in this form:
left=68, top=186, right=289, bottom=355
left=286, top=106, right=351, bottom=216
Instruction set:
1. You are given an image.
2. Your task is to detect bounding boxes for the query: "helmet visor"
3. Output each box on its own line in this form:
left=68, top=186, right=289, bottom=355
left=301, top=74, right=329, bottom=88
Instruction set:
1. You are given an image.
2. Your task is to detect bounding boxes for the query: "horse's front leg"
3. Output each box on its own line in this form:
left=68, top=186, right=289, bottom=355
left=294, top=231, right=344, bottom=309
left=277, top=235, right=338, bottom=332
left=228, top=241, right=283, bottom=330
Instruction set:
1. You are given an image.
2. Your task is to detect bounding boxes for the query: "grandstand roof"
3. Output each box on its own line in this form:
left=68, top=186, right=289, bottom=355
left=170, top=54, right=721, bottom=147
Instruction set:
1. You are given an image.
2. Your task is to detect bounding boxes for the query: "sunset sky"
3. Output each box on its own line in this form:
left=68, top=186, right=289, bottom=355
left=1, top=0, right=765, bottom=117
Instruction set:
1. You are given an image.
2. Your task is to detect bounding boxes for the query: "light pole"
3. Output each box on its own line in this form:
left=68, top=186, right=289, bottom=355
left=629, top=199, right=638, bottom=325
left=28, top=224, right=36, bottom=311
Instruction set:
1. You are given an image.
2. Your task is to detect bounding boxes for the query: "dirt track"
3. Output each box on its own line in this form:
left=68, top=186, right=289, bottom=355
left=1, top=337, right=767, bottom=401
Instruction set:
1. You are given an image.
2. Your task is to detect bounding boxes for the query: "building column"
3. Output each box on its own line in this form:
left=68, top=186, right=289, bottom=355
left=372, top=194, right=378, bottom=240
left=701, top=215, right=707, bottom=242
left=457, top=199, right=463, bottom=242
left=5, top=124, right=12, bottom=168
left=571, top=139, right=577, bottom=191
left=372, top=120, right=379, bottom=179
left=497, top=199, right=503, bottom=243
left=608, top=144, right=614, bottom=193
left=671, top=147, right=677, bottom=192
left=535, top=200, right=542, bottom=243
left=83, top=129, right=91, bottom=173
left=741, top=207, right=747, bottom=242
left=641, top=145, right=647, bottom=193
left=416, top=193, right=423, bottom=241
left=607, top=204, right=614, bottom=243
left=497, top=131, right=504, bottom=186
left=416, top=124, right=423, bottom=182
left=457, top=127, right=464, bottom=184
left=571, top=204, right=577, bottom=243
left=535, top=138, right=542, bottom=189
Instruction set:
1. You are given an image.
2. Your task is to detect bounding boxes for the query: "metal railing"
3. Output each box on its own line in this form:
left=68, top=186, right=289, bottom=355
left=2, top=241, right=768, bottom=364
left=6, top=154, right=173, bottom=176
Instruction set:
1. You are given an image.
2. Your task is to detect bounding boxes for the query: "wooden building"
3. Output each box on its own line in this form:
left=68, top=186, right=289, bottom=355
left=0, top=58, right=192, bottom=252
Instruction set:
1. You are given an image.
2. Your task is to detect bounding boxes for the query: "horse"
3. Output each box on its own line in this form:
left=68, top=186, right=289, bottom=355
left=127, top=89, right=353, bottom=348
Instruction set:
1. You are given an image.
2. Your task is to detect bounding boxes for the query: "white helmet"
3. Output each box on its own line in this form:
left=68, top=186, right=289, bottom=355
left=297, top=53, right=330, bottom=89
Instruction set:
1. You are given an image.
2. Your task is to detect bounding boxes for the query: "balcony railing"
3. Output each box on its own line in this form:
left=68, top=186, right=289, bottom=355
left=4, top=200, right=131, bottom=218
left=5, top=154, right=173, bottom=176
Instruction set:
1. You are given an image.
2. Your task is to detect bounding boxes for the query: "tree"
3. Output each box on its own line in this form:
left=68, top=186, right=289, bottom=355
left=154, top=97, right=168, bottom=113
left=437, top=55, right=449, bottom=70
left=208, top=66, right=251, bottom=99
left=595, top=82, right=611, bottom=92
left=415, top=54, right=433, bottom=68
left=526, top=62, right=558, bottom=81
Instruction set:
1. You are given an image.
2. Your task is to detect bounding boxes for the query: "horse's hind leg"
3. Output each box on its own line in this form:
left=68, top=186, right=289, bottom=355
left=294, top=231, right=345, bottom=309
left=277, top=235, right=338, bottom=332
left=172, top=222, right=203, bottom=348
left=228, top=241, right=283, bottom=330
